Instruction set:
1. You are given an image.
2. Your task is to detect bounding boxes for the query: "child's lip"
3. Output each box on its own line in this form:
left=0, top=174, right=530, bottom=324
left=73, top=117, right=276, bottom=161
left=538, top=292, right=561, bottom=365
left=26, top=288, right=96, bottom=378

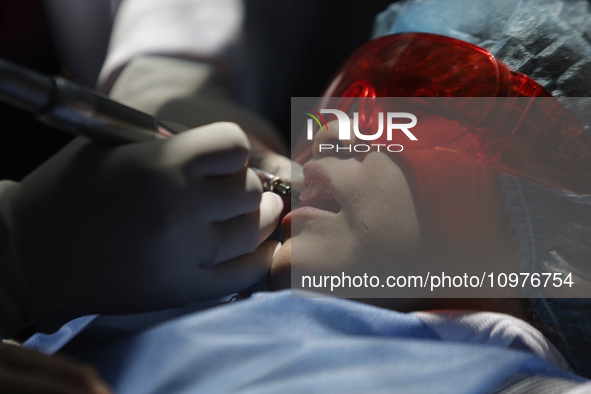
left=298, top=177, right=341, bottom=212
left=301, top=161, right=342, bottom=208
left=281, top=160, right=343, bottom=238
left=286, top=205, right=341, bottom=227
left=282, top=179, right=342, bottom=239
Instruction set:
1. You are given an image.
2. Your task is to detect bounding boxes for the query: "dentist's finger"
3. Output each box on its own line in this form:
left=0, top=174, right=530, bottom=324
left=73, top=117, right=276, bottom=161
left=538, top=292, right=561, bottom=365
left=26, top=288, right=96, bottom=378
left=173, top=240, right=280, bottom=300
left=161, top=122, right=251, bottom=176
left=253, top=153, right=305, bottom=192
left=199, top=168, right=263, bottom=222
left=214, top=192, right=283, bottom=263
left=197, top=240, right=281, bottom=297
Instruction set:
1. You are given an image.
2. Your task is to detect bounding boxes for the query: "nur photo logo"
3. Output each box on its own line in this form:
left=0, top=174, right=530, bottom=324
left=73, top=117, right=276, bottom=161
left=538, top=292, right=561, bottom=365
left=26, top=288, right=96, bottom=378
left=303, top=107, right=418, bottom=153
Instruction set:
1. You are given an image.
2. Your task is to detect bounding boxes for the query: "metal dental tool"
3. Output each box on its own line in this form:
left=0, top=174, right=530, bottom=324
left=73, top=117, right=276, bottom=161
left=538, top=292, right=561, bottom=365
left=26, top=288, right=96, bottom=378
left=252, top=168, right=292, bottom=197
left=0, top=57, right=291, bottom=197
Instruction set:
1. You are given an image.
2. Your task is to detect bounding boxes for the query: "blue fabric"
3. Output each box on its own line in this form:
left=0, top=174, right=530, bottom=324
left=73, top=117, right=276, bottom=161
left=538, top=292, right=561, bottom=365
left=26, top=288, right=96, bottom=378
left=25, top=291, right=588, bottom=393
left=22, top=294, right=240, bottom=354
left=22, top=315, right=98, bottom=355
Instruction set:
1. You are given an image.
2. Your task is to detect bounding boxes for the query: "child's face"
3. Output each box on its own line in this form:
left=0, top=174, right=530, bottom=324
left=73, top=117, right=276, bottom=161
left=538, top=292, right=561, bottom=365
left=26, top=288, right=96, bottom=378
left=268, top=117, right=522, bottom=298
left=268, top=119, right=421, bottom=290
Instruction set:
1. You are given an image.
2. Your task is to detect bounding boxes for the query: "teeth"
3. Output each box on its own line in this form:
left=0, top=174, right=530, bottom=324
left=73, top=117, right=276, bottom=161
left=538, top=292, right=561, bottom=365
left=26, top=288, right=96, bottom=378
left=300, top=183, right=313, bottom=201
left=299, top=181, right=333, bottom=201
left=310, top=182, right=327, bottom=198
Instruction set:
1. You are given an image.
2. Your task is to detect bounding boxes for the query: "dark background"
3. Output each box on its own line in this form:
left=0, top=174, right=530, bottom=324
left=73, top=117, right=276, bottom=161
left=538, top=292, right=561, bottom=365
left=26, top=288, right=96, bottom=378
left=0, top=0, right=395, bottom=181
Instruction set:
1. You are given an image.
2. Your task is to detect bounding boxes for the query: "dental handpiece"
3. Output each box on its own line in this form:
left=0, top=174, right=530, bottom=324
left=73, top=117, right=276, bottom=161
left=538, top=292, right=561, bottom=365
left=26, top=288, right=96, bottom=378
left=0, top=57, right=291, bottom=197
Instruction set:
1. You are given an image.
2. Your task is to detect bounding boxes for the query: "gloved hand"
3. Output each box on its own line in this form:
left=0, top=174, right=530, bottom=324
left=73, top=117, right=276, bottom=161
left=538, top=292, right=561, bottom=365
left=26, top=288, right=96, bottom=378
left=248, top=135, right=304, bottom=194
left=0, top=122, right=283, bottom=338
left=103, top=55, right=306, bottom=195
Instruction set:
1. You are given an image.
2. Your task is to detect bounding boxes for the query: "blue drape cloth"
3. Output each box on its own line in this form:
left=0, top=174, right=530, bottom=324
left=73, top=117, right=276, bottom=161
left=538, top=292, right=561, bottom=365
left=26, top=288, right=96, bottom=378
left=24, top=291, right=587, bottom=393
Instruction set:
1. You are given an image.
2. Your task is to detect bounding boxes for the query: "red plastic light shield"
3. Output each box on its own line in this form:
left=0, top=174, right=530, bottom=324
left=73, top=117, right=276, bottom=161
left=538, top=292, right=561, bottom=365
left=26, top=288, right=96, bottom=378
left=296, top=33, right=591, bottom=194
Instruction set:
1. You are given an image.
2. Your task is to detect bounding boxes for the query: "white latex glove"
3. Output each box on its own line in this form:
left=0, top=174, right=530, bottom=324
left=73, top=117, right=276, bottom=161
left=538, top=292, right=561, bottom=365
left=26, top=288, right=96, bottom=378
left=104, top=55, right=306, bottom=194
left=248, top=136, right=304, bottom=194
left=0, top=122, right=282, bottom=338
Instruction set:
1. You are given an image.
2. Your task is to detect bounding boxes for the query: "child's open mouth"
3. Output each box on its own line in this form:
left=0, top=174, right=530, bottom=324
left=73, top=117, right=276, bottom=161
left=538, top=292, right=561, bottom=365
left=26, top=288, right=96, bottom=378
left=297, top=178, right=342, bottom=214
